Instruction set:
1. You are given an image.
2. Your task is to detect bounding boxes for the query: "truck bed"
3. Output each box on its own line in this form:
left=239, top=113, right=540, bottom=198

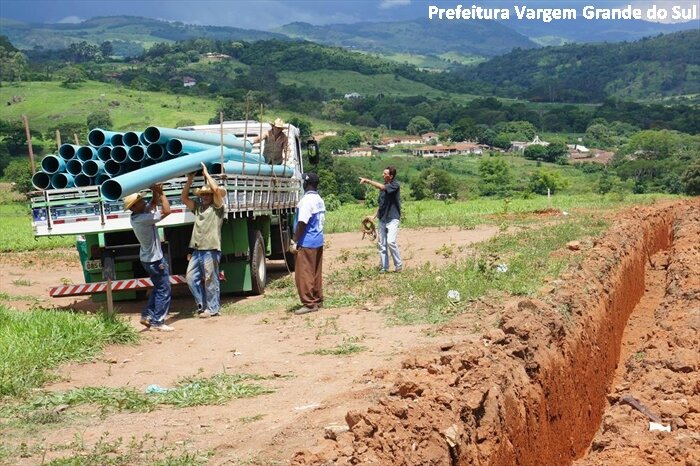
left=31, top=173, right=301, bottom=237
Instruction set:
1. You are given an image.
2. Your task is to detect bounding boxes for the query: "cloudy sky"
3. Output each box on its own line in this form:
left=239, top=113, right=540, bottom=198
left=0, top=0, right=696, bottom=28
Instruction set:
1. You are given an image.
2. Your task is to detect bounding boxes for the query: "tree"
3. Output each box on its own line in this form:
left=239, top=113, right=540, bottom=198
left=3, top=159, right=32, bottom=194
left=411, top=168, right=457, bottom=200
left=682, top=161, right=700, bottom=195
left=288, top=117, right=312, bottom=140
left=528, top=170, right=569, bottom=195
left=99, top=41, right=114, bottom=58
left=450, top=117, right=477, bottom=142
left=319, top=136, right=349, bottom=155
left=406, top=116, right=434, bottom=136
left=478, top=158, right=513, bottom=197
left=86, top=110, right=113, bottom=130
left=523, top=144, right=548, bottom=161
left=59, top=66, right=86, bottom=88
left=342, top=129, right=363, bottom=147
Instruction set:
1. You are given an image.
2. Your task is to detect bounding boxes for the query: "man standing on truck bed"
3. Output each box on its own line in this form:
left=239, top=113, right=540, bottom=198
left=124, top=184, right=173, bottom=331
left=181, top=162, right=225, bottom=318
left=291, top=172, right=326, bottom=315
left=251, top=118, right=288, bottom=165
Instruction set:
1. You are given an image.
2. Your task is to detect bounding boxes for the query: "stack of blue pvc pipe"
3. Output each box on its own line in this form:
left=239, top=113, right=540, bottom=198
left=31, top=126, right=295, bottom=200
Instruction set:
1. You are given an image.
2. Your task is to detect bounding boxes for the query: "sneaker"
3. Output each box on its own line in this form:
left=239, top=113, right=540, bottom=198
left=294, top=306, right=319, bottom=315
left=198, top=310, right=220, bottom=319
left=139, top=317, right=151, bottom=328
left=151, top=324, right=174, bottom=332
left=394, top=267, right=403, bottom=273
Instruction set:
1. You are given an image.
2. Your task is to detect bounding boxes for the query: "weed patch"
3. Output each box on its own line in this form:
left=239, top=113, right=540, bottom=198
left=307, top=337, right=367, bottom=356
left=0, top=305, right=137, bottom=398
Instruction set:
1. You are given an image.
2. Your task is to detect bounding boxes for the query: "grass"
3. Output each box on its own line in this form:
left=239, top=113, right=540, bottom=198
left=325, top=192, right=671, bottom=234
left=307, top=336, right=366, bottom=356
left=4, top=431, right=212, bottom=466
left=0, top=304, right=138, bottom=398
left=326, top=214, right=610, bottom=325
left=0, top=203, right=75, bottom=252
left=279, top=70, right=474, bottom=102
left=3, top=372, right=273, bottom=423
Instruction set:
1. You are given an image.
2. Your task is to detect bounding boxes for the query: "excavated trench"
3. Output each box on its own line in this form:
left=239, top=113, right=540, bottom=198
left=293, top=200, right=699, bottom=466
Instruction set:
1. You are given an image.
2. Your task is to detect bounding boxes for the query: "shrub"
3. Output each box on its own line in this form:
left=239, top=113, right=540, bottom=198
left=3, top=159, right=33, bottom=194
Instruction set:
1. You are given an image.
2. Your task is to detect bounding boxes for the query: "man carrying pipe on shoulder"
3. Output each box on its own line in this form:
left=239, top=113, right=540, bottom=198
left=124, top=184, right=173, bottom=331
left=181, top=162, right=226, bottom=318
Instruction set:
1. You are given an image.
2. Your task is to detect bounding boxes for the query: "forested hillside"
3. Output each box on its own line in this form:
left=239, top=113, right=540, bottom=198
left=454, top=29, right=700, bottom=102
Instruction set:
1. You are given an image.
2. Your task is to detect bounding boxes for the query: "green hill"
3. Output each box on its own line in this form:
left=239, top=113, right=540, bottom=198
left=453, top=29, right=700, bottom=102
left=0, top=16, right=285, bottom=57
left=277, top=18, right=536, bottom=58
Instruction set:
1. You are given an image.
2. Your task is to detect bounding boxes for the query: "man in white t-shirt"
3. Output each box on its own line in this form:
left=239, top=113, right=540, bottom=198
left=291, top=172, right=325, bottom=315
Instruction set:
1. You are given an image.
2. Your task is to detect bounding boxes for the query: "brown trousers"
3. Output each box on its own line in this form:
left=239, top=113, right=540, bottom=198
left=295, top=246, right=323, bottom=308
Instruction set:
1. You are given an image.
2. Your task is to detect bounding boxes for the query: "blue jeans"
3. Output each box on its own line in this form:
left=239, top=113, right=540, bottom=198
left=142, top=258, right=171, bottom=325
left=378, top=218, right=403, bottom=271
left=186, top=250, right=221, bottom=314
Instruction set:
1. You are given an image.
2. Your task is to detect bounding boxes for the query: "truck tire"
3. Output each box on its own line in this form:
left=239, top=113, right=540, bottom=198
left=250, top=230, right=266, bottom=295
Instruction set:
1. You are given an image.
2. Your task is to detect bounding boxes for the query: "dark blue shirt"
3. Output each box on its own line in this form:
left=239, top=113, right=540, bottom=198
left=377, top=180, right=401, bottom=222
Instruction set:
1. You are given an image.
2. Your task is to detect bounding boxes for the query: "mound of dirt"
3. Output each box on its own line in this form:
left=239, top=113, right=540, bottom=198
left=291, top=200, right=698, bottom=466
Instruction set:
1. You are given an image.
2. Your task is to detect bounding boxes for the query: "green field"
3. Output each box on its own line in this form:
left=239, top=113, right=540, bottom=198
left=279, top=70, right=478, bottom=103
left=0, top=81, right=350, bottom=137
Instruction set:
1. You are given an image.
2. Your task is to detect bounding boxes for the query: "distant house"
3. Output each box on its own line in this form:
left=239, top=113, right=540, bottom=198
left=183, top=77, right=197, bottom=87
left=380, top=135, right=423, bottom=147
left=569, top=149, right=614, bottom=165
left=335, top=146, right=373, bottom=157
left=344, top=92, right=362, bottom=99
left=511, top=135, right=549, bottom=153
left=412, top=142, right=483, bottom=158
left=203, top=52, right=231, bottom=61
left=421, top=132, right=438, bottom=142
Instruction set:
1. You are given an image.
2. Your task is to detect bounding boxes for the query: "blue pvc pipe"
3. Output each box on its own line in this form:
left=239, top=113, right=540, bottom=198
left=97, top=146, right=112, bottom=162
left=59, top=144, right=80, bottom=160
left=102, top=147, right=245, bottom=201
left=74, top=173, right=93, bottom=187
left=146, top=143, right=165, bottom=161
left=95, top=173, right=111, bottom=185
left=41, top=155, right=66, bottom=174
left=105, top=160, right=137, bottom=176
left=141, top=158, right=158, bottom=168
left=166, top=138, right=216, bottom=156
left=139, top=133, right=148, bottom=145
left=123, top=131, right=142, bottom=147
left=83, top=160, right=105, bottom=177
left=32, top=172, right=51, bottom=190
left=88, top=129, right=122, bottom=147
left=144, top=126, right=253, bottom=152
left=111, top=146, right=128, bottom=163
left=77, top=146, right=97, bottom=162
left=211, top=161, right=294, bottom=177
left=66, top=159, right=83, bottom=176
left=128, top=145, right=146, bottom=162
left=110, top=134, right=123, bottom=146
left=51, top=173, right=74, bottom=189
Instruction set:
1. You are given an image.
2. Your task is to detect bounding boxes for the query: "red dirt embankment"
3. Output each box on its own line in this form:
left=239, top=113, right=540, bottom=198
left=292, top=200, right=698, bottom=465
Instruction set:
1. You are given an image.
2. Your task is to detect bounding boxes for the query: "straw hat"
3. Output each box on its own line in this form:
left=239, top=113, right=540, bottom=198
left=123, top=193, right=143, bottom=211
left=271, top=118, right=286, bottom=128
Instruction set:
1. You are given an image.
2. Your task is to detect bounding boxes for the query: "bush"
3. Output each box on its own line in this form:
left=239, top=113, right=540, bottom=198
left=3, top=159, right=33, bottom=194
left=86, top=110, right=113, bottom=130
left=324, top=193, right=341, bottom=212
left=528, top=170, right=569, bottom=195
left=682, top=161, right=700, bottom=195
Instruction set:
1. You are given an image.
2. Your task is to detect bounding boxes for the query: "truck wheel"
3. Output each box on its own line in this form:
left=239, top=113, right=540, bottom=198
left=250, top=230, right=266, bottom=295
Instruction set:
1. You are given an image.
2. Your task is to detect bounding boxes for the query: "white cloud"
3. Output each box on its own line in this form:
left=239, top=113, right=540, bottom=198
left=56, top=15, right=83, bottom=24
left=627, top=0, right=698, bottom=23
left=379, top=0, right=411, bottom=9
